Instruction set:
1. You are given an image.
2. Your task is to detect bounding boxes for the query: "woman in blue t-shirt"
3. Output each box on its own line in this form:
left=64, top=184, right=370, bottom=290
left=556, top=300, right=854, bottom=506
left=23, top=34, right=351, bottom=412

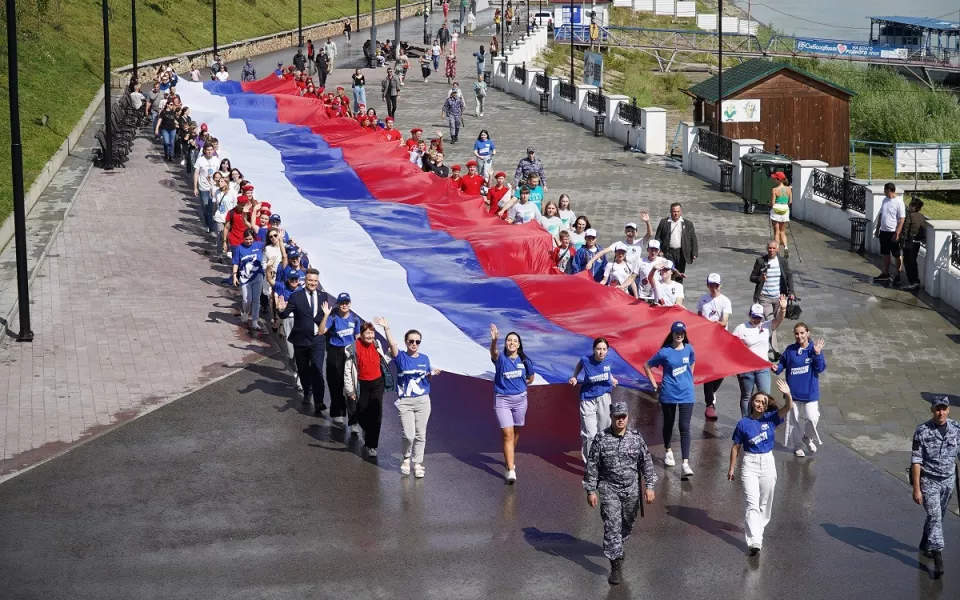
left=569, top=337, right=619, bottom=463
left=490, top=323, right=536, bottom=484
left=377, top=318, right=441, bottom=479
left=473, top=129, right=497, bottom=182
left=644, top=321, right=696, bottom=478
left=231, top=227, right=266, bottom=333
left=727, top=378, right=794, bottom=555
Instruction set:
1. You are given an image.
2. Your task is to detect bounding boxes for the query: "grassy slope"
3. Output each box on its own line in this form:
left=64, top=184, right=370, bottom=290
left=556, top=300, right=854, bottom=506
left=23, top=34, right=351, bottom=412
left=0, top=0, right=399, bottom=224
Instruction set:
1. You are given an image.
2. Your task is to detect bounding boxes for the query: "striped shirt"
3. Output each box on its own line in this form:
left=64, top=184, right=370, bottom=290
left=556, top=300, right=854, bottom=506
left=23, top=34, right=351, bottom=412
left=761, top=257, right=781, bottom=298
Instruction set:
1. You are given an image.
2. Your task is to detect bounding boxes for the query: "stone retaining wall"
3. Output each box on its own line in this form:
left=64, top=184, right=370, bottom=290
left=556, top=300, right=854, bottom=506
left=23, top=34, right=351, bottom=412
left=112, top=2, right=424, bottom=87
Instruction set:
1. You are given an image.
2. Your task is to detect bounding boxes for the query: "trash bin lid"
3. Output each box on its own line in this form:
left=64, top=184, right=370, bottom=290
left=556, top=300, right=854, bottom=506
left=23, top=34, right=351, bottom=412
left=740, top=152, right=793, bottom=167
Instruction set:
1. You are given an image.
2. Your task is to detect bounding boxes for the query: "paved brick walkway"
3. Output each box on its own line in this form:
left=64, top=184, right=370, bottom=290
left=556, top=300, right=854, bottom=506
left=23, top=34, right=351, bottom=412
left=0, top=133, right=272, bottom=479
left=237, top=13, right=960, bottom=481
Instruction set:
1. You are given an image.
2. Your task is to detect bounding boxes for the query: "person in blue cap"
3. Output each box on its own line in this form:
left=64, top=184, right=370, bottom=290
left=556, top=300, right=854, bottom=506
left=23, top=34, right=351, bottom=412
left=644, top=321, right=696, bottom=478
left=911, top=395, right=960, bottom=578
left=583, top=400, right=657, bottom=586
left=569, top=337, right=619, bottom=463
left=321, top=293, right=363, bottom=429
left=727, top=378, right=794, bottom=556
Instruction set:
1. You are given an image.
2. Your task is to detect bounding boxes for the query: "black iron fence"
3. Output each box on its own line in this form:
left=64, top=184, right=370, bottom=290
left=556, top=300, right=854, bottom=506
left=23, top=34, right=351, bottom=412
left=693, top=130, right=733, bottom=162
left=811, top=167, right=868, bottom=213
left=952, top=232, right=960, bottom=269
left=535, top=72, right=547, bottom=90
left=586, top=89, right=606, bottom=113
left=559, top=81, right=574, bottom=101
left=514, top=63, right=526, bottom=83
left=618, top=100, right=642, bottom=127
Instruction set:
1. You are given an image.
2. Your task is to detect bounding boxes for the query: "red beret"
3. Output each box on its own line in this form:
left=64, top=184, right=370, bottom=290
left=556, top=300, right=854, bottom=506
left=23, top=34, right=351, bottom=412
left=241, top=184, right=255, bottom=192
left=495, top=171, right=506, bottom=178
left=337, top=86, right=345, bottom=91
left=466, top=160, right=478, bottom=167
left=411, top=128, right=423, bottom=134
left=385, top=116, right=394, bottom=122
left=451, top=164, right=462, bottom=171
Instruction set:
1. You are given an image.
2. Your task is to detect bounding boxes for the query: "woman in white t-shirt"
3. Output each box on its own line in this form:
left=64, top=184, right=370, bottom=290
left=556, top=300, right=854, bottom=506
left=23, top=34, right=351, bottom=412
left=536, top=200, right=564, bottom=243
left=216, top=68, right=230, bottom=82
left=696, top=273, right=732, bottom=419
left=732, top=297, right=787, bottom=417
left=212, top=173, right=237, bottom=260
left=557, top=194, right=576, bottom=231
left=569, top=215, right=591, bottom=249
left=189, top=64, right=201, bottom=82
left=654, top=261, right=684, bottom=307
left=601, top=248, right=637, bottom=295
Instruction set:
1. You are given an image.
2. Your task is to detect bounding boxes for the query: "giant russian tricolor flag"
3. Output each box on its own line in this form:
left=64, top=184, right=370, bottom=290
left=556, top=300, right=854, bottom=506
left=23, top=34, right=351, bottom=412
left=178, top=78, right=769, bottom=390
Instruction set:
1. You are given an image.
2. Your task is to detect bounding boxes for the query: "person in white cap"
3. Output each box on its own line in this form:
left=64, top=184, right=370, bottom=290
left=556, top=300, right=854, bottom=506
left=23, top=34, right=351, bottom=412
left=587, top=213, right=652, bottom=272
left=651, top=259, right=684, bottom=307
left=633, top=240, right=664, bottom=302
left=696, top=273, right=732, bottom=420
left=732, top=297, right=787, bottom=417
left=600, top=248, right=638, bottom=295
left=572, top=229, right=607, bottom=282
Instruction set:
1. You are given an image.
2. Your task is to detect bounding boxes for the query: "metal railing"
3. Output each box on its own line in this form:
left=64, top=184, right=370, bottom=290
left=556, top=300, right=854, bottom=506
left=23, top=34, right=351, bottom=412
left=693, top=129, right=733, bottom=162
left=586, top=89, right=606, bottom=114
left=558, top=81, right=574, bottom=102
left=535, top=72, right=547, bottom=90
left=812, top=167, right=868, bottom=213
left=952, top=232, right=960, bottom=270
left=498, top=61, right=507, bottom=76
left=618, top=99, right=642, bottom=127
left=514, top=63, right=526, bottom=83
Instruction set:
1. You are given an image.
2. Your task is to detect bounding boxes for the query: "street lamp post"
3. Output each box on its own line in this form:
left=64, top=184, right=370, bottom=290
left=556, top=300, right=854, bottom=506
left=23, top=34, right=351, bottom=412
left=131, top=0, right=137, bottom=83
left=298, top=0, right=303, bottom=47
left=212, top=0, right=218, bottom=55
left=395, top=0, right=401, bottom=55
left=717, top=0, right=723, bottom=137
left=370, top=0, right=377, bottom=54
left=5, top=0, right=34, bottom=342
left=569, top=0, right=574, bottom=84
left=500, top=0, right=505, bottom=51
left=102, top=0, right=113, bottom=172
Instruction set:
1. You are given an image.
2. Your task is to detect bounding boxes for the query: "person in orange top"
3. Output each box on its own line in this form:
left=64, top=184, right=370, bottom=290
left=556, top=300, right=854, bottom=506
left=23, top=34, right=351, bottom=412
left=486, top=171, right=512, bottom=214
left=459, top=160, right=485, bottom=195
left=383, top=117, right=403, bottom=144
left=450, top=164, right=462, bottom=184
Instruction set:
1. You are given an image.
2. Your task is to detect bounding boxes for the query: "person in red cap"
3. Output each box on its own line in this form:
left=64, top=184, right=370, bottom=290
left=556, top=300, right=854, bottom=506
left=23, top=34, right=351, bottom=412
left=224, top=189, right=252, bottom=253
left=406, top=127, right=424, bottom=146
left=284, top=66, right=296, bottom=81
left=301, top=81, right=321, bottom=99
left=450, top=164, right=462, bottom=185
left=407, top=139, right=423, bottom=168
left=383, top=117, right=403, bottom=144
left=459, top=161, right=485, bottom=195
left=486, top=171, right=512, bottom=214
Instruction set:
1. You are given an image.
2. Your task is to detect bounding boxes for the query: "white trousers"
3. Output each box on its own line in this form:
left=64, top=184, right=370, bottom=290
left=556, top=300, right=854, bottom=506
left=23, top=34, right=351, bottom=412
left=397, top=394, right=431, bottom=464
left=741, top=452, right=777, bottom=549
left=281, top=315, right=296, bottom=360
left=785, top=400, right=823, bottom=450
left=580, top=393, right=612, bottom=463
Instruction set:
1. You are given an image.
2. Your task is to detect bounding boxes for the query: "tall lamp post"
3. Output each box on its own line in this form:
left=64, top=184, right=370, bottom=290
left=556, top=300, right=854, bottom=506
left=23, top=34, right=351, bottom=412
left=395, top=0, right=401, bottom=54
left=298, top=0, right=303, bottom=47
left=356, top=0, right=360, bottom=35
left=5, top=0, right=34, bottom=342
left=370, top=0, right=377, bottom=55
left=569, top=0, right=574, bottom=84
left=500, top=0, right=505, bottom=51
left=212, top=0, right=218, bottom=55
left=102, top=0, right=113, bottom=172
left=131, top=0, right=137, bottom=83
left=717, top=0, right=723, bottom=137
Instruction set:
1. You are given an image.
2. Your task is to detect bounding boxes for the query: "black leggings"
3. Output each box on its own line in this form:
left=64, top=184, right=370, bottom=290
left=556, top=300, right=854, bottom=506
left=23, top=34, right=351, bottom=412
left=661, top=403, right=693, bottom=460
left=703, top=378, right=724, bottom=407
left=326, top=345, right=349, bottom=420
left=357, top=376, right=385, bottom=449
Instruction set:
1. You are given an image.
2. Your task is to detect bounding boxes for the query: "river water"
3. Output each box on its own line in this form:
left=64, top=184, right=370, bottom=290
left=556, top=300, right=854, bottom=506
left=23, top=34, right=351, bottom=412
left=738, top=0, right=959, bottom=42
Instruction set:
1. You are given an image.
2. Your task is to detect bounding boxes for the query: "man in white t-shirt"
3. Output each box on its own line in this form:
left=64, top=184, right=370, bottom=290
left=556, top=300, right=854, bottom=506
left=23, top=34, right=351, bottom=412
left=652, top=260, right=684, bottom=307
left=696, top=272, right=732, bottom=420
left=873, top=182, right=906, bottom=285
left=590, top=213, right=653, bottom=272
left=732, top=298, right=786, bottom=417
left=193, top=144, right=219, bottom=235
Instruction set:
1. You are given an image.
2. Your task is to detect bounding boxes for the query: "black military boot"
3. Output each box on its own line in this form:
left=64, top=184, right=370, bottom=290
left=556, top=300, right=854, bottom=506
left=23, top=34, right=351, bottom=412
left=933, top=551, right=944, bottom=578
left=608, top=558, right=623, bottom=585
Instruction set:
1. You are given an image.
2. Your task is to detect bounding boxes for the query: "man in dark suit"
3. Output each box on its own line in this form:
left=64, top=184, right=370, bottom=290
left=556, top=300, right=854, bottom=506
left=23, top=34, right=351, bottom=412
left=275, top=268, right=333, bottom=414
left=655, top=203, right=698, bottom=274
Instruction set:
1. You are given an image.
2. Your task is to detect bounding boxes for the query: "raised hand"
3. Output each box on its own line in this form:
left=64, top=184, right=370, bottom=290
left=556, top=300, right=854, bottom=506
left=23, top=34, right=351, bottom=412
left=813, top=338, right=826, bottom=354
left=490, top=323, right=499, bottom=340
left=321, top=301, right=331, bottom=314
left=779, top=294, right=788, bottom=309
left=373, top=316, right=389, bottom=329
left=776, top=378, right=791, bottom=396
left=639, top=210, right=649, bottom=222
left=275, top=296, right=287, bottom=311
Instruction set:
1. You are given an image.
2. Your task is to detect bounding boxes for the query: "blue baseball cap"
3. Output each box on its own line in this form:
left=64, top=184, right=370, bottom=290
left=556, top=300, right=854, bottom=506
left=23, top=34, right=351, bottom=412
left=287, top=251, right=300, bottom=259
left=337, top=293, right=351, bottom=304
left=285, top=270, right=300, bottom=280
left=269, top=214, right=281, bottom=222
left=671, top=321, right=686, bottom=334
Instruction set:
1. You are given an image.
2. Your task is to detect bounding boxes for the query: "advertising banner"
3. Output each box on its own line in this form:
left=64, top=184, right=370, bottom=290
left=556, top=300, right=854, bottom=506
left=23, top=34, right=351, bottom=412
left=720, top=99, right=761, bottom=123
left=795, top=38, right=909, bottom=59
left=583, top=52, right=603, bottom=87
left=895, top=145, right=952, bottom=175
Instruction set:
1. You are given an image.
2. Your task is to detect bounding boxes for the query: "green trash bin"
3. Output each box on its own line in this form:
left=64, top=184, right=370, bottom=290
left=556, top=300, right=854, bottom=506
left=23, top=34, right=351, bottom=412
left=740, top=152, right=793, bottom=214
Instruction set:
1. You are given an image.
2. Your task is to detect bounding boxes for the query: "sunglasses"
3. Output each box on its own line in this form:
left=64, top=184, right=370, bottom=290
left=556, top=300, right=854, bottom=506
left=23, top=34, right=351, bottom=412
left=406, top=339, right=422, bottom=345
left=268, top=234, right=278, bottom=239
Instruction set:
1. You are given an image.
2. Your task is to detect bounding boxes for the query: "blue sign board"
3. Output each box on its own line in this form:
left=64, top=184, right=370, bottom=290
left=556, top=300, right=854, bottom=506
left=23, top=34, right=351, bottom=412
left=795, top=38, right=908, bottom=59
left=583, top=52, right=603, bottom=86
left=560, top=6, right=582, bottom=25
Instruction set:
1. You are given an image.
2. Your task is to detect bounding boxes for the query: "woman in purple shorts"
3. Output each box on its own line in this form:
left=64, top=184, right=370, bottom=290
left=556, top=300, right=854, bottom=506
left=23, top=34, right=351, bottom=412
left=490, top=323, right=536, bottom=484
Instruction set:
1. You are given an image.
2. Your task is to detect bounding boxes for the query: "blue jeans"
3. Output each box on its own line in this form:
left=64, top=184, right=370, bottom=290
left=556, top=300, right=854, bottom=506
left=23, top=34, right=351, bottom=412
left=661, top=402, right=693, bottom=460
left=738, top=369, right=772, bottom=417
left=432, top=55, right=440, bottom=71
left=198, top=189, right=213, bottom=232
left=353, top=85, right=366, bottom=112
left=160, top=128, right=175, bottom=157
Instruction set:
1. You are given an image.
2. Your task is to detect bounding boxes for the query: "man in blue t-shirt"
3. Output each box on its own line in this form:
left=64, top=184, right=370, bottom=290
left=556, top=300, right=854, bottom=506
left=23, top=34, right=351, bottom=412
left=278, top=252, right=306, bottom=287
left=572, top=229, right=607, bottom=282
left=321, top=293, right=363, bottom=428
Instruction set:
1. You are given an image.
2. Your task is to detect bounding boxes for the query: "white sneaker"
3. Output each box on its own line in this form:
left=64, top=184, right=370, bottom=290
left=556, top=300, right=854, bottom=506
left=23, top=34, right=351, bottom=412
left=401, top=458, right=411, bottom=475
left=505, top=468, right=517, bottom=484
left=805, top=439, right=818, bottom=453
left=794, top=448, right=806, bottom=457
left=367, top=447, right=378, bottom=457
left=414, top=463, right=425, bottom=478
left=682, top=462, right=694, bottom=477
left=664, top=449, right=676, bottom=467
left=332, top=416, right=345, bottom=426
left=350, top=424, right=361, bottom=436
left=295, top=376, right=303, bottom=392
